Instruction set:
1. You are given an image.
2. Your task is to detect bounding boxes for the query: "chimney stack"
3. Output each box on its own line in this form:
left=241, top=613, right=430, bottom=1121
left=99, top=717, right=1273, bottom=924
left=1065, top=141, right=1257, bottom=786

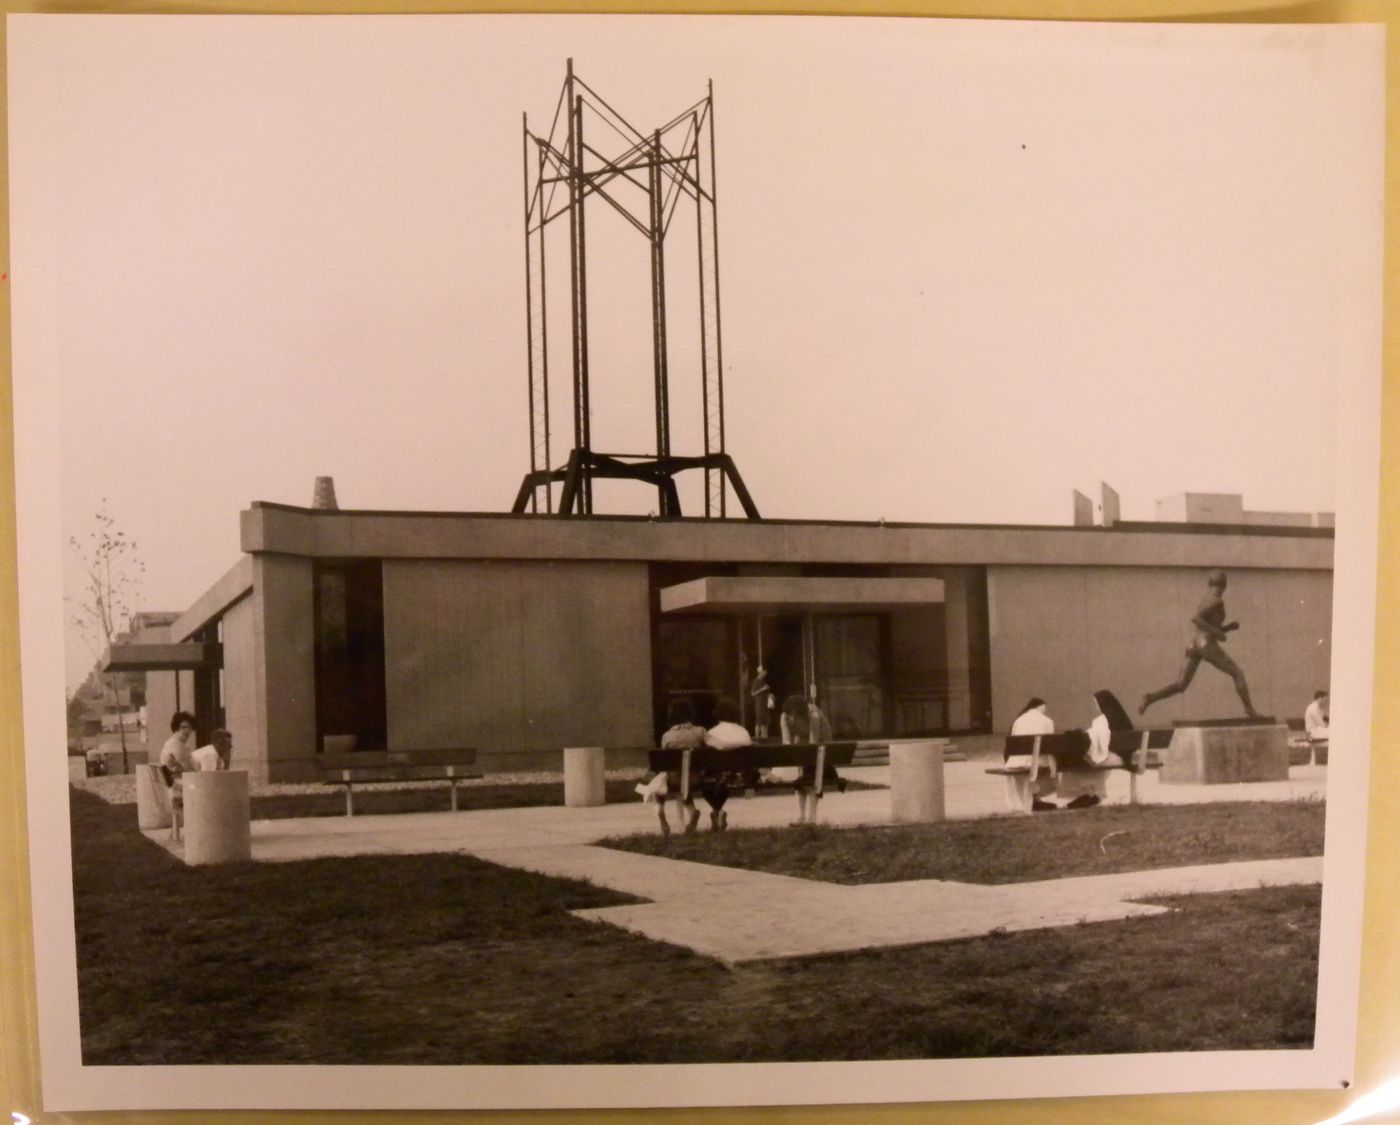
left=312, top=476, right=339, bottom=511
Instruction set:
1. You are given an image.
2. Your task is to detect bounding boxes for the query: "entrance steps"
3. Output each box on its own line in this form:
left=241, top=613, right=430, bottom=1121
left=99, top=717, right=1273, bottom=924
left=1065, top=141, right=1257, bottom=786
left=852, top=738, right=964, bottom=767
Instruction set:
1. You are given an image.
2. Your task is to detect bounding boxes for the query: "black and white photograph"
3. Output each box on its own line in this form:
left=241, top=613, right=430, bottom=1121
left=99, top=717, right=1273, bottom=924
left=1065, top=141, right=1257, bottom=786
left=7, top=12, right=1384, bottom=1113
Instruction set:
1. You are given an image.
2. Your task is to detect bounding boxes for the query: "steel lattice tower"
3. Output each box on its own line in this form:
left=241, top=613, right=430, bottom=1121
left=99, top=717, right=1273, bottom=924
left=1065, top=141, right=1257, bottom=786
left=511, top=61, right=758, bottom=519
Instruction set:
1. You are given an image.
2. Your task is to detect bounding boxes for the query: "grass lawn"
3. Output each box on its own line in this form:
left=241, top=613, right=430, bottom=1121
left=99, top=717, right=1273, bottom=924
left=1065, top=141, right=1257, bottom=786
left=71, top=788, right=1319, bottom=1064
left=605, top=799, right=1326, bottom=884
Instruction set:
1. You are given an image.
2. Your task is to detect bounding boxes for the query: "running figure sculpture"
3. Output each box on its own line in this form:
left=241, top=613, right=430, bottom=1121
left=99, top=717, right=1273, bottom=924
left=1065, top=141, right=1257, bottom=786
left=1139, top=570, right=1260, bottom=718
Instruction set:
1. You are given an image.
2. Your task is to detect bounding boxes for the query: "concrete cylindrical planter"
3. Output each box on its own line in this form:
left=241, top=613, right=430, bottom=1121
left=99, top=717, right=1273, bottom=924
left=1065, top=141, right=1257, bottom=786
left=563, top=747, right=606, bottom=807
left=890, top=740, right=946, bottom=824
left=182, top=770, right=252, bottom=865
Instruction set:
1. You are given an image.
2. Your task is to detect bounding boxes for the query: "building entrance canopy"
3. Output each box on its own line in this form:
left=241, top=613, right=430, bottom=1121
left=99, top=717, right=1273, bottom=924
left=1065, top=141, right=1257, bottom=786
left=102, top=642, right=223, bottom=673
left=658, top=576, right=946, bottom=615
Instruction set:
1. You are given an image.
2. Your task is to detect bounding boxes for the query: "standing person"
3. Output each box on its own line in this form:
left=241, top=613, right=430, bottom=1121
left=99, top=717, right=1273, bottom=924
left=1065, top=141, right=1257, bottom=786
left=1005, top=697, right=1058, bottom=811
left=749, top=666, right=776, bottom=740
left=700, top=697, right=752, bottom=832
left=1059, top=689, right=1136, bottom=809
left=193, top=729, right=234, bottom=771
left=1139, top=570, right=1260, bottom=718
left=1304, top=690, right=1330, bottom=741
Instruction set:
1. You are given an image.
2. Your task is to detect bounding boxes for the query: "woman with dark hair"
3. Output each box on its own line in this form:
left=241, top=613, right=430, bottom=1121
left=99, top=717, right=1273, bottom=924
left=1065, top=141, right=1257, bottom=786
left=779, top=694, right=833, bottom=746
left=639, top=697, right=706, bottom=834
left=1057, top=689, right=1135, bottom=809
left=158, top=711, right=197, bottom=779
left=779, top=693, right=844, bottom=822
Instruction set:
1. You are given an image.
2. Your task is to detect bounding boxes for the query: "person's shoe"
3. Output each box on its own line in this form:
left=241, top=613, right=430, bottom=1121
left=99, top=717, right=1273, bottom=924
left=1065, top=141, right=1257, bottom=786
left=1031, top=799, right=1057, bottom=812
left=1066, top=794, right=1101, bottom=810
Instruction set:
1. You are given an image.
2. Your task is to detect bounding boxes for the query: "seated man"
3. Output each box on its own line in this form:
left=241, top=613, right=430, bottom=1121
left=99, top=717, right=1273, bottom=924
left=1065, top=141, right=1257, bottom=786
left=1304, top=690, right=1330, bottom=744
left=193, top=728, right=234, bottom=771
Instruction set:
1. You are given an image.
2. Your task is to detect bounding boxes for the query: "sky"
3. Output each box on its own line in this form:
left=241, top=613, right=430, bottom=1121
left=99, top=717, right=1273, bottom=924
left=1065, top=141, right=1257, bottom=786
left=5, top=15, right=1381, bottom=690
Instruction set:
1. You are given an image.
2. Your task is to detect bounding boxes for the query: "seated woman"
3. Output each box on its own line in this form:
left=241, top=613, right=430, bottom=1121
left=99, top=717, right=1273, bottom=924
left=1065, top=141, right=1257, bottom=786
left=700, top=697, right=753, bottom=831
left=779, top=693, right=833, bottom=746
left=640, top=698, right=706, bottom=835
left=1004, top=696, right=1059, bottom=812
left=1055, top=689, right=1136, bottom=809
left=779, top=693, right=843, bottom=822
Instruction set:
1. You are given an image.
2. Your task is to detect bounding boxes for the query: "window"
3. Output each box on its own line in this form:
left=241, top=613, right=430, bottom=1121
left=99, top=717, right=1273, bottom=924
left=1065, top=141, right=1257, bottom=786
left=314, top=560, right=387, bottom=753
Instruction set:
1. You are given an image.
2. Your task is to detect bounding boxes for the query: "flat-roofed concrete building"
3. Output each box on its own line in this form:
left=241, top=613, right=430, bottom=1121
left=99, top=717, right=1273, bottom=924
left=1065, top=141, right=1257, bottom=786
left=124, top=498, right=1333, bottom=784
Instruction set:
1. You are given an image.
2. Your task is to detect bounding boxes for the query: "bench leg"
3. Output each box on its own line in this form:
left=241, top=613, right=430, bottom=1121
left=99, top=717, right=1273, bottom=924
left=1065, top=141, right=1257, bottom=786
left=795, top=790, right=819, bottom=824
left=1005, top=775, right=1033, bottom=814
left=451, top=779, right=459, bottom=812
left=345, top=786, right=354, bottom=817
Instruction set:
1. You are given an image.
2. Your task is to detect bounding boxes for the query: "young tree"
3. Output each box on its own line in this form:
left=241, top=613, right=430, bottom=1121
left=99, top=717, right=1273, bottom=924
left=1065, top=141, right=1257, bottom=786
left=69, top=500, right=146, bottom=773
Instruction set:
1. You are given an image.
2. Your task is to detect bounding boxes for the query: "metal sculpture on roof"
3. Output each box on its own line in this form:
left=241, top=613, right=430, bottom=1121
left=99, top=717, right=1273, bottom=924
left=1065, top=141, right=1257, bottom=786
left=512, top=61, right=758, bottom=519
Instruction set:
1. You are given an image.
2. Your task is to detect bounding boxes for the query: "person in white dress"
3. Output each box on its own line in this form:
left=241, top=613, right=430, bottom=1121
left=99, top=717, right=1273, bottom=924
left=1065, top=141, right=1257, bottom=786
left=1005, top=697, right=1058, bottom=811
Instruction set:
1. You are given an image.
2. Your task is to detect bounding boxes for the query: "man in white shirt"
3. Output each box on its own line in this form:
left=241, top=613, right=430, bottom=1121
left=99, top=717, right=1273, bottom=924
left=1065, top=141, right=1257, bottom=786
left=193, top=729, right=234, bottom=771
left=1304, top=691, right=1329, bottom=742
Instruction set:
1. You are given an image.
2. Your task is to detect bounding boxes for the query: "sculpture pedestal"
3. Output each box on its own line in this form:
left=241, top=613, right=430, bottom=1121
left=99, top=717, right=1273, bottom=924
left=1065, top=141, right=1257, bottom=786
left=1161, top=724, right=1290, bottom=785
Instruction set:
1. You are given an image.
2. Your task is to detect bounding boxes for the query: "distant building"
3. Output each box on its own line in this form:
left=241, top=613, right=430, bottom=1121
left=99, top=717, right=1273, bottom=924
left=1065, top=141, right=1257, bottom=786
left=1154, top=492, right=1334, bottom=529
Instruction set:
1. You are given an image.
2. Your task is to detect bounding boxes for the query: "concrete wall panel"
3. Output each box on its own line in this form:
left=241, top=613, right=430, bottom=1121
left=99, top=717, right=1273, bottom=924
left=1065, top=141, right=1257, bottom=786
left=254, top=554, right=317, bottom=783
left=383, top=560, right=653, bottom=766
left=220, top=594, right=261, bottom=779
left=989, top=567, right=1332, bottom=733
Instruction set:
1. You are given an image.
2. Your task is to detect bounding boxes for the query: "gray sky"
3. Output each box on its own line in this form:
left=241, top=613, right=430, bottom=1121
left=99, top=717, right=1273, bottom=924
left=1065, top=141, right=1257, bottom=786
left=6, top=15, right=1378, bottom=689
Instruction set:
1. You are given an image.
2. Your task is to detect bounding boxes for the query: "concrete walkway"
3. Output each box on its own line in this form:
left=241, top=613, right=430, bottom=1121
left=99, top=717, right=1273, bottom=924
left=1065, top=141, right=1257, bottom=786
left=145, top=761, right=1327, bottom=965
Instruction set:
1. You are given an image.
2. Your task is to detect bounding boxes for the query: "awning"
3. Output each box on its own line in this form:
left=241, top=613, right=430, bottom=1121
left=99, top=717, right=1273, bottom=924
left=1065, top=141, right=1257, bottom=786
left=659, top=576, right=945, bottom=615
left=102, top=642, right=223, bottom=673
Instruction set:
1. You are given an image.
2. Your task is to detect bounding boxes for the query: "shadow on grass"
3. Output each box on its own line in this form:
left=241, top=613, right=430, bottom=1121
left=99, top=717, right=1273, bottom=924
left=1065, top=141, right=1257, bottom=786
left=71, top=788, right=1318, bottom=1065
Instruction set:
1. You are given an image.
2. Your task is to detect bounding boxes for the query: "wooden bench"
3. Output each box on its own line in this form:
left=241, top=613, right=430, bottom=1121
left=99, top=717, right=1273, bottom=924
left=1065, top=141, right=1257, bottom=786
left=316, top=749, right=483, bottom=816
left=645, top=742, right=858, bottom=828
left=985, top=729, right=1173, bottom=812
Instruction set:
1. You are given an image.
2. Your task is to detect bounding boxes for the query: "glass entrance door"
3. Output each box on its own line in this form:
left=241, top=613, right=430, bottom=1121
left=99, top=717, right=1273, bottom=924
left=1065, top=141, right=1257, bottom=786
left=742, top=613, right=887, bottom=739
left=812, top=615, right=885, bottom=739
